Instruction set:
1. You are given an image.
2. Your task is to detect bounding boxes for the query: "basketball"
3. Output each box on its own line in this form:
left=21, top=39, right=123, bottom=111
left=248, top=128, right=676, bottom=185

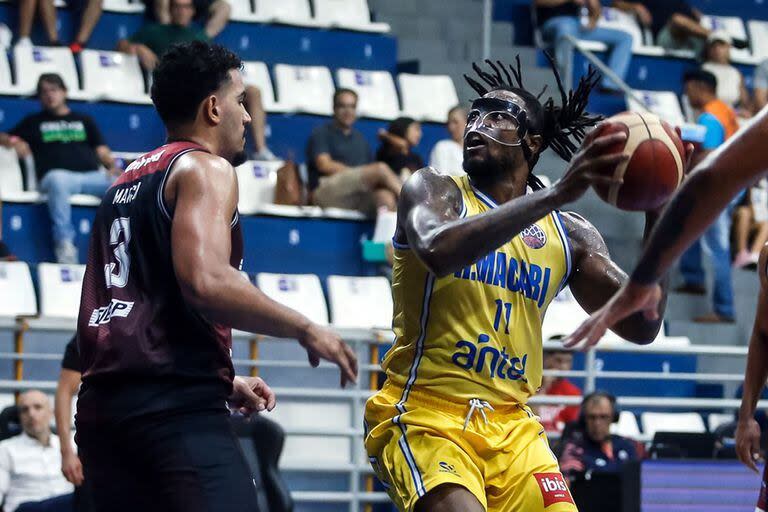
left=592, top=111, right=686, bottom=212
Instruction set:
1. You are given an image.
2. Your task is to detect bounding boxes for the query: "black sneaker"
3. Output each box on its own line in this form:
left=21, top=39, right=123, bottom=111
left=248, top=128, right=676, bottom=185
left=732, top=38, right=749, bottom=50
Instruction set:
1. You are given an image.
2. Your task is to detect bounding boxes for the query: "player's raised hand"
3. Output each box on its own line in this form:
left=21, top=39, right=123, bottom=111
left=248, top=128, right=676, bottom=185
left=562, top=280, right=662, bottom=350
left=552, top=122, right=629, bottom=205
left=299, top=323, right=358, bottom=388
left=229, top=376, right=276, bottom=415
left=736, top=417, right=763, bottom=473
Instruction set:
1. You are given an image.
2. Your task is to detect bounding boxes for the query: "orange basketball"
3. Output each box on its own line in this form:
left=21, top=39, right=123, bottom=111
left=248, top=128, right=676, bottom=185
left=592, top=112, right=685, bottom=212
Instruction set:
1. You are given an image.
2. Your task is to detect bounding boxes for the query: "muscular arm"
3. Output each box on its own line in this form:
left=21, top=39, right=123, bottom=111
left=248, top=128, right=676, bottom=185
left=631, top=107, right=768, bottom=285
left=738, top=246, right=768, bottom=424
left=168, top=152, right=314, bottom=338
left=397, top=168, right=565, bottom=277
left=564, top=212, right=667, bottom=343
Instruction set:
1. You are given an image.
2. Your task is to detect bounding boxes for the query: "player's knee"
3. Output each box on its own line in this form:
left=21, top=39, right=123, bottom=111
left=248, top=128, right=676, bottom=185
left=415, top=484, right=484, bottom=512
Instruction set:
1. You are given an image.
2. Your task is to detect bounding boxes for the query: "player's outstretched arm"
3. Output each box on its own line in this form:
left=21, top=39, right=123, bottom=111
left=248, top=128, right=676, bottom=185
left=561, top=212, right=667, bottom=345
left=736, top=245, right=768, bottom=472
left=399, top=128, right=628, bottom=277
left=563, top=107, right=768, bottom=348
left=167, top=152, right=357, bottom=387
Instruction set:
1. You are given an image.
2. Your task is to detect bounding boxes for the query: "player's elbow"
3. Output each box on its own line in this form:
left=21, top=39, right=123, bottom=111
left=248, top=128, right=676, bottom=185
left=178, top=270, right=221, bottom=311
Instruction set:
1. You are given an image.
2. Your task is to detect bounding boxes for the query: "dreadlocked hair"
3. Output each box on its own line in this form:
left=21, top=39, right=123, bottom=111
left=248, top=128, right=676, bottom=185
left=463, top=53, right=602, bottom=190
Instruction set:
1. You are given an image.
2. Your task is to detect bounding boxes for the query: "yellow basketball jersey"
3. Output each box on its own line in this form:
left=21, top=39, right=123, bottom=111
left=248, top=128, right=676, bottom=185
left=383, top=175, right=572, bottom=406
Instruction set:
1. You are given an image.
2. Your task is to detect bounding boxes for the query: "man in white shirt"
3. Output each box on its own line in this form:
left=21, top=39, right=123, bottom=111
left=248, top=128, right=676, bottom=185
left=428, top=105, right=467, bottom=176
left=0, top=391, right=73, bottom=512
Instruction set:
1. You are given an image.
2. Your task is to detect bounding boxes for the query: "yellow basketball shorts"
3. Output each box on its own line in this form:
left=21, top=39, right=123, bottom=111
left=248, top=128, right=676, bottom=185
left=364, top=382, right=577, bottom=512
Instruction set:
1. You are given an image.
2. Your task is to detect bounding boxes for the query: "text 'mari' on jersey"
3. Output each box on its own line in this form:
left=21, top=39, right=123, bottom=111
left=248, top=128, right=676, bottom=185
left=76, top=141, right=244, bottom=401
left=383, top=175, right=572, bottom=406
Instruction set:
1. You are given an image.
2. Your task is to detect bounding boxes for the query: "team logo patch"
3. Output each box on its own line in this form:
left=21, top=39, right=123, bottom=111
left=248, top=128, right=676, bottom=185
left=521, top=224, right=547, bottom=249
left=534, top=473, right=574, bottom=507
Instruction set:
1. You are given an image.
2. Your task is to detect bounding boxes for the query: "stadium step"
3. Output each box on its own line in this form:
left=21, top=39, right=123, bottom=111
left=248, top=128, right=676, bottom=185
left=666, top=319, right=748, bottom=346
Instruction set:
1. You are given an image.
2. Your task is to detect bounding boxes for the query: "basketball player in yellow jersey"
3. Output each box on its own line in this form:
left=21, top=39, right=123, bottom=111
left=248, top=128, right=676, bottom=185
left=364, top=58, right=683, bottom=512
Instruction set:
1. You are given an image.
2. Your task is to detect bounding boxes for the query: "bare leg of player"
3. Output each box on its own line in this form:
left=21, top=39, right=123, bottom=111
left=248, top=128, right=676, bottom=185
left=414, top=484, right=484, bottom=512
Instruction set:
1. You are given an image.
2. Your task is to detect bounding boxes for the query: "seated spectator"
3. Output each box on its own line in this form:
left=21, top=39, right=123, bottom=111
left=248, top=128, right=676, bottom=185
left=754, top=58, right=768, bottom=113
left=17, top=0, right=103, bottom=53
left=146, top=0, right=231, bottom=39
left=535, top=347, right=582, bottom=435
left=0, top=391, right=73, bottom=512
left=558, top=391, right=638, bottom=482
left=117, top=0, right=273, bottom=160
left=702, top=31, right=752, bottom=117
left=676, top=69, right=740, bottom=323
left=534, top=0, right=633, bottom=92
left=0, top=73, right=119, bottom=264
left=306, top=88, right=402, bottom=217
left=733, top=180, right=768, bottom=269
left=615, top=0, right=746, bottom=54
left=428, top=105, right=466, bottom=176
left=375, top=117, right=424, bottom=181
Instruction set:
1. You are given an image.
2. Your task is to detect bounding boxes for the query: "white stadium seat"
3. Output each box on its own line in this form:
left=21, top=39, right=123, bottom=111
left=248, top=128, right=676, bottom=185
left=0, top=50, right=16, bottom=93
left=313, top=0, right=390, bottom=33
left=641, top=412, right=706, bottom=438
left=256, top=273, right=329, bottom=325
left=327, top=275, right=392, bottom=329
left=335, top=68, right=399, bottom=120
left=241, top=61, right=287, bottom=112
left=0, top=394, right=15, bottom=412
left=611, top=410, right=641, bottom=439
left=37, top=263, right=85, bottom=319
left=748, top=20, right=768, bottom=61
left=398, top=73, right=459, bottom=123
left=0, top=262, right=38, bottom=318
left=266, top=401, right=351, bottom=466
left=0, top=146, right=23, bottom=198
left=274, top=64, right=334, bottom=115
left=700, top=15, right=752, bottom=61
left=235, top=159, right=281, bottom=214
left=253, top=0, right=318, bottom=27
left=80, top=50, right=150, bottom=103
left=228, top=0, right=256, bottom=21
left=13, top=45, right=83, bottom=97
left=626, top=90, right=685, bottom=127
left=708, top=413, right=734, bottom=432
left=596, top=7, right=647, bottom=50
left=102, top=0, right=144, bottom=13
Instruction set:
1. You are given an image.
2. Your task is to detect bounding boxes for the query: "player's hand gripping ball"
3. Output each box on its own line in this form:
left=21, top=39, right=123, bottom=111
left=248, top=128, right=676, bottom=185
left=592, top=112, right=685, bottom=211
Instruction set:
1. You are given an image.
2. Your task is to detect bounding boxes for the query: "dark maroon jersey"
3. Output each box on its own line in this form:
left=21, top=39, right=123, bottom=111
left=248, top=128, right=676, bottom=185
left=76, top=141, right=243, bottom=400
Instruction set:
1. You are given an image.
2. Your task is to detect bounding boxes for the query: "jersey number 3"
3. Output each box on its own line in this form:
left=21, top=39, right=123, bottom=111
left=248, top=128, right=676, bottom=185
left=104, top=217, right=131, bottom=289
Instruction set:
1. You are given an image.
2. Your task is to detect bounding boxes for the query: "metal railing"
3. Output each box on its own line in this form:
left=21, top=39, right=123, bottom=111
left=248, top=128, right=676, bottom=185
left=0, top=317, right=761, bottom=511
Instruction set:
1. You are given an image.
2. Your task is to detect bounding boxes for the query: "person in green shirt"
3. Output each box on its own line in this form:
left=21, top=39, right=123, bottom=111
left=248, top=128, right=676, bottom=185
left=117, top=0, right=275, bottom=160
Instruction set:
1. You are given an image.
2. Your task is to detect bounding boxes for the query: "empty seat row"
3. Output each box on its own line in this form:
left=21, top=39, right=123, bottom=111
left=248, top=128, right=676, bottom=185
left=0, top=261, right=394, bottom=331
left=0, top=46, right=458, bottom=122
left=610, top=411, right=733, bottom=439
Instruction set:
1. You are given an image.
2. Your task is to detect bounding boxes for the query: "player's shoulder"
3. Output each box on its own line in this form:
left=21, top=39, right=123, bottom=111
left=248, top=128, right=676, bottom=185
left=558, top=211, right=606, bottom=251
left=400, top=166, right=462, bottom=206
left=173, top=151, right=235, bottom=179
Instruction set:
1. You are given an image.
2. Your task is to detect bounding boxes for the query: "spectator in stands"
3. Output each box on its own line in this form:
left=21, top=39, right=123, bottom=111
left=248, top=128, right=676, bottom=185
left=17, top=0, right=103, bottom=53
left=146, top=0, right=231, bottom=39
left=0, top=73, right=119, bottom=264
left=117, top=0, right=274, bottom=160
left=732, top=180, right=768, bottom=269
left=754, top=58, right=768, bottom=113
left=428, top=105, right=466, bottom=176
left=558, top=391, right=638, bottom=482
left=375, top=117, right=424, bottom=181
left=702, top=31, right=752, bottom=116
left=536, top=346, right=582, bottom=435
left=534, top=0, right=634, bottom=93
left=676, top=69, right=740, bottom=323
left=0, top=391, right=73, bottom=512
left=614, top=0, right=747, bottom=54
left=306, top=88, right=402, bottom=217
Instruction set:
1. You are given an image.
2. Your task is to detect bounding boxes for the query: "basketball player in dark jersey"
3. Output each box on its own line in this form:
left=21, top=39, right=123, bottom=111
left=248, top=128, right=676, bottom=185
left=75, top=41, right=357, bottom=512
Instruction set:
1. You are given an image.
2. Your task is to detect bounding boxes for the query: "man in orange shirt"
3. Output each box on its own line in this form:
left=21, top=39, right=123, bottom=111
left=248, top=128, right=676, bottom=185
left=675, top=69, right=740, bottom=323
